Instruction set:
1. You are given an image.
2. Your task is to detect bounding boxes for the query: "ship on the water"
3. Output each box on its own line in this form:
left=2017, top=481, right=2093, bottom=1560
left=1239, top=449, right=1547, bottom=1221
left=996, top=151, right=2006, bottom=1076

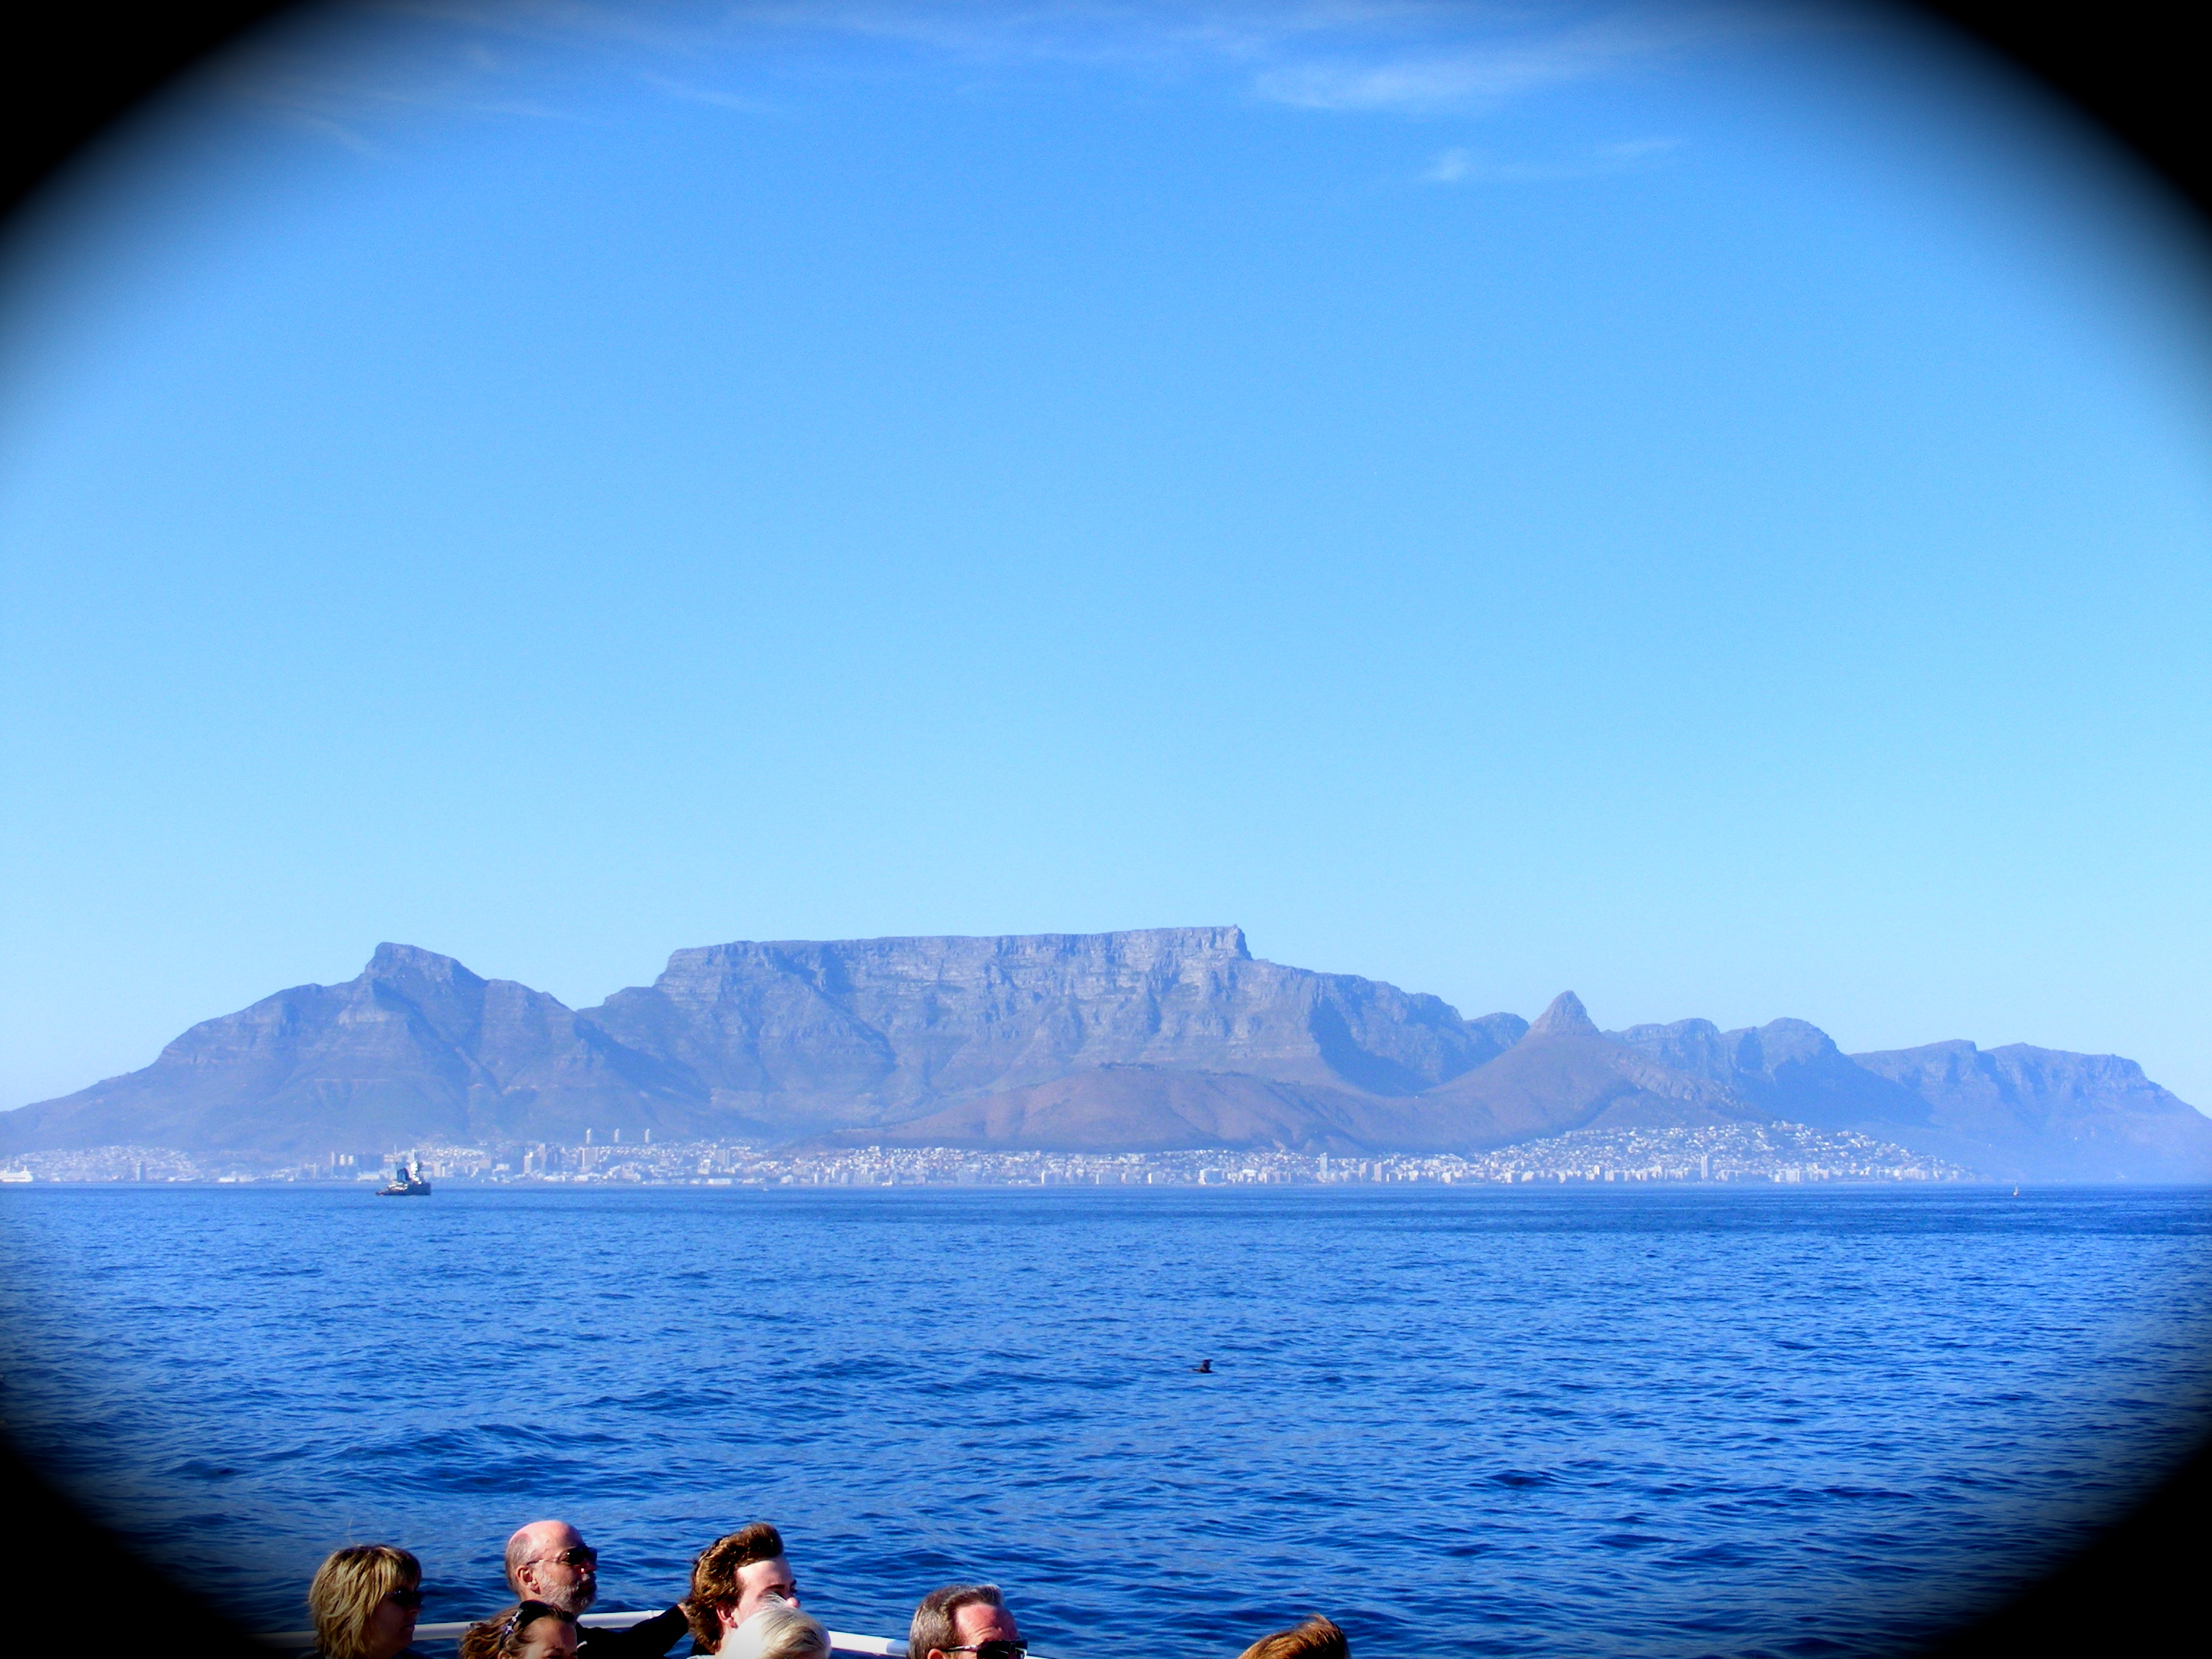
left=377, top=1154, right=431, bottom=1197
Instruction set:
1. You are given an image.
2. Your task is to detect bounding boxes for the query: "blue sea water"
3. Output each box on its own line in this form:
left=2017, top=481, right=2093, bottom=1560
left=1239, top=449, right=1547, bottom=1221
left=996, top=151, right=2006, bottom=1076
left=1, top=1185, right=2208, bottom=1659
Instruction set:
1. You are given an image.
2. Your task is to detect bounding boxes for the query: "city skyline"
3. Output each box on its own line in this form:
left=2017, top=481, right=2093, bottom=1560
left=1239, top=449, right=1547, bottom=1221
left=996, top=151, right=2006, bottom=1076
left=0, top=1120, right=1977, bottom=1188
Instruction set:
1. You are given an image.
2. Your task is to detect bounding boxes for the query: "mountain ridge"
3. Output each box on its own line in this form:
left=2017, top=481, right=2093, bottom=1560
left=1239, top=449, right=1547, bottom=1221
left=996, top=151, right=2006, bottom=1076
left=5, top=930, right=2208, bottom=1182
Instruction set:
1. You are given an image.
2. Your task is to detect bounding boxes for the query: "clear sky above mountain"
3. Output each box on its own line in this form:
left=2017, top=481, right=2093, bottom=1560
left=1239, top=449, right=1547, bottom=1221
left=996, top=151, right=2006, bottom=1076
left=3, top=1, right=2208, bottom=1112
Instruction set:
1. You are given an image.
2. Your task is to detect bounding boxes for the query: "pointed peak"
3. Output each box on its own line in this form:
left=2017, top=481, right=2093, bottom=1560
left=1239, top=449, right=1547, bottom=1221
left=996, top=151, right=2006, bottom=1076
left=1527, top=991, right=1598, bottom=1039
left=365, top=943, right=484, bottom=989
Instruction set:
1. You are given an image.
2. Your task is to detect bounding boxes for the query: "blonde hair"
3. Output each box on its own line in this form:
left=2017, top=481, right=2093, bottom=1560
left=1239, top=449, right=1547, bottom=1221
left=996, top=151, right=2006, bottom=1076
left=1236, top=1619, right=1347, bottom=1659
left=720, top=1604, right=832, bottom=1659
left=307, top=1545, right=421, bottom=1659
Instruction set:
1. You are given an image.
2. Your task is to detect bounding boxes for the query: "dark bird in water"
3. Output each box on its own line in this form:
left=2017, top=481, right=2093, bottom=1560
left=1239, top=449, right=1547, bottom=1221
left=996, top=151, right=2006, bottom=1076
left=1192, top=1359, right=1214, bottom=1373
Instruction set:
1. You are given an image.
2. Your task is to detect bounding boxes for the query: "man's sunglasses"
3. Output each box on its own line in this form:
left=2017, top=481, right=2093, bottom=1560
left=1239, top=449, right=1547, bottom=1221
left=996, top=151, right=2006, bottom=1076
left=537, top=1547, right=599, bottom=1570
left=949, top=1642, right=1026, bottom=1659
left=385, top=1588, right=426, bottom=1611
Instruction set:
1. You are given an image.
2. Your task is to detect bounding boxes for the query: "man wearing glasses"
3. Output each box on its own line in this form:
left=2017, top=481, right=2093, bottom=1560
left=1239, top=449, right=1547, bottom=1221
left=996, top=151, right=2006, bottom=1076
left=909, top=1585, right=1026, bottom=1659
left=506, top=1519, right=691, bottom=1659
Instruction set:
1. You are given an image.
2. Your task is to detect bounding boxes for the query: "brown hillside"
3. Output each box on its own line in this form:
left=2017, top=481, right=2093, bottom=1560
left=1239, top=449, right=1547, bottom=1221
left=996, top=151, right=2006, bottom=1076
left=814, top=1065, right=1411, bottom=1154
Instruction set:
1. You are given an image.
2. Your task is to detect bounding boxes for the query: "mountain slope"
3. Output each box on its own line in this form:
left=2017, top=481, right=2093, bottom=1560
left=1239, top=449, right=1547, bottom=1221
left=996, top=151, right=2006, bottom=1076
left=853, top=994, right=1773, bottom=1159
left=1399, top=994, right=1765, bottom=1151
left=1611, top=1016, right=2212, bottom=1182
left=0, top=944, right=735, bottom=1156
left=1849, top=1040, right=2212, bottom=1182
left=819, top=1066, right=1402, bottom=1155
left=1613, top=1017, right=1933, bottom=1130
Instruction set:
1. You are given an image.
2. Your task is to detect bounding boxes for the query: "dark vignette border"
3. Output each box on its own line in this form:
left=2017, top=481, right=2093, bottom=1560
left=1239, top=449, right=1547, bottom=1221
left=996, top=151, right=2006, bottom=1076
left=1, top=4, right=2206, bottom=1655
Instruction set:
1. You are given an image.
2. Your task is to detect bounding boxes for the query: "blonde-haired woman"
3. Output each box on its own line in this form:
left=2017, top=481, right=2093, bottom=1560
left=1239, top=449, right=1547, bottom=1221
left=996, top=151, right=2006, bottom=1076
left=307, top=1545, right=425, bottom=1659
left=716, top=1602, right=833, bottom=1659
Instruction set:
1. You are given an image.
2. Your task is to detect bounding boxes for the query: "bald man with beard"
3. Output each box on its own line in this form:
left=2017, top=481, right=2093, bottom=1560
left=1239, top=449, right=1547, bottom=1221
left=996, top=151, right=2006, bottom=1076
left=506, top=1520, right=690, bottom=1659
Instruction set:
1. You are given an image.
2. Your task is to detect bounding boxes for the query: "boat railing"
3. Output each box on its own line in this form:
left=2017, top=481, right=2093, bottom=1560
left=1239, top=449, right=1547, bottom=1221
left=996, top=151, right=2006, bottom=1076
left=256, top=1608, right=909, bottom=1655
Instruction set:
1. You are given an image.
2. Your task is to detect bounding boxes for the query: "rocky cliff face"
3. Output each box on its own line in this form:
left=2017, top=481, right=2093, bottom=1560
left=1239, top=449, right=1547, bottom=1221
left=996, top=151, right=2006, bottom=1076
left=579, top=926, right=1525, bottom=1130
left=4, top=932, right=2208, bottom=1181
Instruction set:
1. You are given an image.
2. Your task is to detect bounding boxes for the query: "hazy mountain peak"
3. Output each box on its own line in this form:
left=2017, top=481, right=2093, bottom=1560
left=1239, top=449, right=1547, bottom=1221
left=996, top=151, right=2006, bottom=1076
left=1730, top=1017, right=1843, bottom=1074
left=364, top=942, right=484, bottom=989
left=1528, top=992, right=1598, bottom=1038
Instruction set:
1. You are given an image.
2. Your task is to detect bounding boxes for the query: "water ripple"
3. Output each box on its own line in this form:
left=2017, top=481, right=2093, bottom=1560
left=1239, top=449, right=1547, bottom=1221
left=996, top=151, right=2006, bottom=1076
left=1, top=1185, right=2208, bottom=1659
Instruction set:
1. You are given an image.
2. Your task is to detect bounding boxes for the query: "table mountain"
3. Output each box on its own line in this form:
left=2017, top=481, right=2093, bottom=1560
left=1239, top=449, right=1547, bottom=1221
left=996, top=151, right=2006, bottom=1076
left=4, top=930, right=2208, bottom=1182
left=0, top=929, right=1521, bottom=1156
left=582, top=926, right=1524, bottom=1130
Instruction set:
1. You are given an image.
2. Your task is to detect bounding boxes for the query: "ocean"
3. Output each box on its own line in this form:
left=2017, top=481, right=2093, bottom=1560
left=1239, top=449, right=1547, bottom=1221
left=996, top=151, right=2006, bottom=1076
left=1, top=1184, right=2207, bottom=1659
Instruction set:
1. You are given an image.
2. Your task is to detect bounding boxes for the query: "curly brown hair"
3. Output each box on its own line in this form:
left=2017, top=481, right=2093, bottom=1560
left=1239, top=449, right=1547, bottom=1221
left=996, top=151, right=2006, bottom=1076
left=1235, top=1618, right=1347, bottom=1659
left=681, top=1523, right=788, bottom=1647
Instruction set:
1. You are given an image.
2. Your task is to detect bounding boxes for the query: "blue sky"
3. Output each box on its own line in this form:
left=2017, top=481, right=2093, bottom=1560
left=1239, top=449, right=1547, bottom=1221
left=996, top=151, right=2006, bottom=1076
left=4, top=1, right=2210, bottom=1110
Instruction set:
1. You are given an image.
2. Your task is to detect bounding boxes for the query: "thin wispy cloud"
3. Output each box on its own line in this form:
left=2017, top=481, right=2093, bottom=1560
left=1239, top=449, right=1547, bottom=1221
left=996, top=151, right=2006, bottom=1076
left=634, top=72, right=777, bottom=114
left=1252, top=7, right=1705, bottom=112
left=1426, top=134, right=1680, bottom=182
left=219, top=0, right=1807, bottom=138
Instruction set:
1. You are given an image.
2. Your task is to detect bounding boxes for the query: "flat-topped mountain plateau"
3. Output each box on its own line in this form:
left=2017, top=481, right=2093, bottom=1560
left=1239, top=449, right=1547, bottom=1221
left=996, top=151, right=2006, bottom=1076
left=5, top=928, right=2207, bottom=1182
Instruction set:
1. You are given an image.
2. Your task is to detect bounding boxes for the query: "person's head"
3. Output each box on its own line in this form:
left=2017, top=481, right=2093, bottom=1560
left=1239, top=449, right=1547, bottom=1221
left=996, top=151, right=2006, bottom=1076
left=459, top=1601, right=580, bottom=1659
left=717, top=1603, right=833, bottom=1659
left=1235, top=1618, right=1347, bottom=1659
left=683, top=1523, right=799, bottom=1647
left=307, top=1544, right=423, bottom=1659
left=505, top=1521, right=600, bottom=1616
left=909, top=1585, right=1022, bottom=1659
